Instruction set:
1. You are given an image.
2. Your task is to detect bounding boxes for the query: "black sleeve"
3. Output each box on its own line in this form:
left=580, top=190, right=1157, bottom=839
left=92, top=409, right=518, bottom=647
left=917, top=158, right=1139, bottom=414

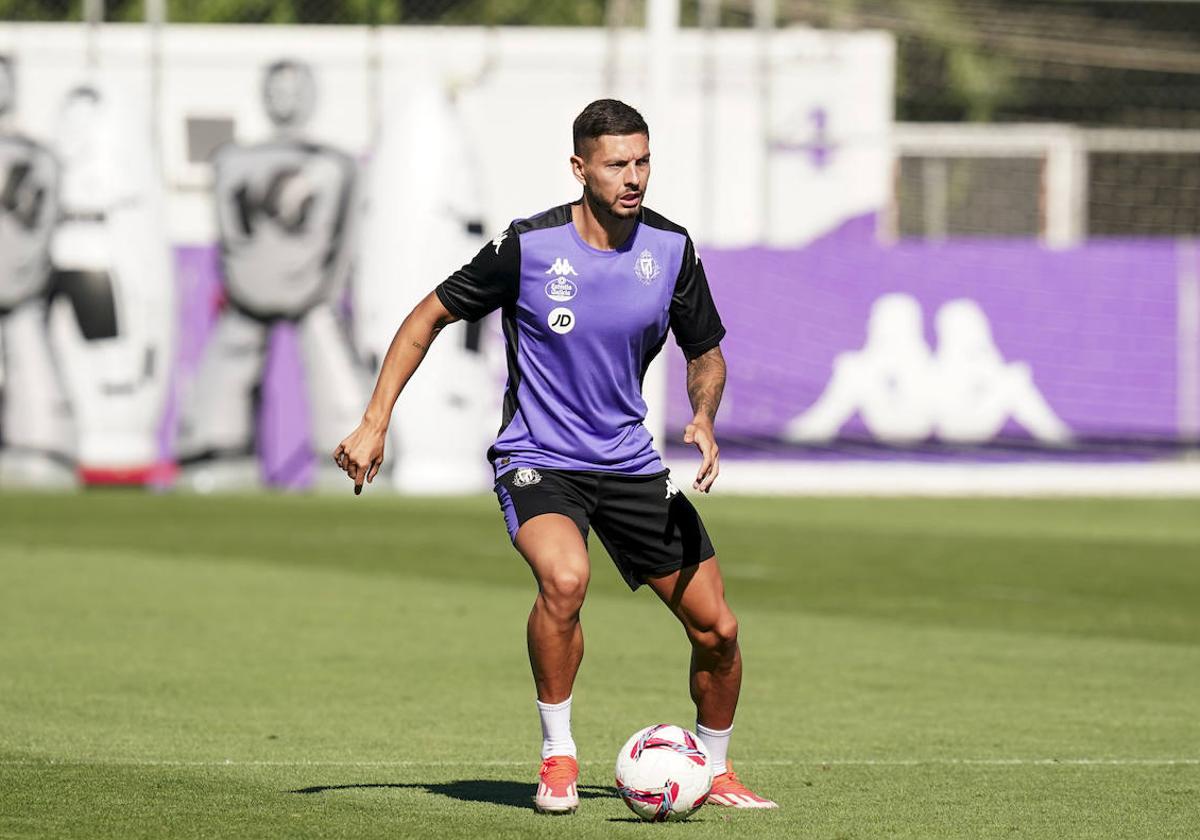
left=435, top=224, right=521, bottom=322
left=669, top=235, right=726, bottom=357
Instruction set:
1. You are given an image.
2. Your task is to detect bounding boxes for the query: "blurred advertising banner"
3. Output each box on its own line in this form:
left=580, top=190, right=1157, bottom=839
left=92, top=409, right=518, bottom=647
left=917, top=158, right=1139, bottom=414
left=1, top=22, right=893, bottom=489
left=668, top=215, right=1188, bottom=462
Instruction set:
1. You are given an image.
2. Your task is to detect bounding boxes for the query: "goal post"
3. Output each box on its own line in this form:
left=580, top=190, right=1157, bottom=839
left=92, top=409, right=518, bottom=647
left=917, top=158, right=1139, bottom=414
left=890, top=122, right=1200, bottom=245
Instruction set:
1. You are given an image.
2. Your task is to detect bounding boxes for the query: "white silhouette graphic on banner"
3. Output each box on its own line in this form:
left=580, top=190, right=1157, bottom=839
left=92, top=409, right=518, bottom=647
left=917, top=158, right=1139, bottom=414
left=177, top=59, right=364, bottom=491
left=785, top=293, right=934, bottom=444
left=783, top=293, right=1071, bottom=446
left=0, top=55, right=76, bottom=487
left=356, top=80, right=492, bottom=493
left=47, top=83, right=175, bottom=484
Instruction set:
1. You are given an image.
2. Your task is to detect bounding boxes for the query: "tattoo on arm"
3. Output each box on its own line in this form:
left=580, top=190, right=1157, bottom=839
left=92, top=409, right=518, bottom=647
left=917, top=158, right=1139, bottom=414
left=412, top=316, right=453, bottom=355
left=686, top=346, right=726, bottom=424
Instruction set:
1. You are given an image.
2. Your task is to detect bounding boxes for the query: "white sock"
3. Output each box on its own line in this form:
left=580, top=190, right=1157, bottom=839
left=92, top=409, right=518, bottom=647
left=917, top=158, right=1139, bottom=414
left=536, top=695, right=577, bottom=759
left=696, top=722, right=733, bottom=776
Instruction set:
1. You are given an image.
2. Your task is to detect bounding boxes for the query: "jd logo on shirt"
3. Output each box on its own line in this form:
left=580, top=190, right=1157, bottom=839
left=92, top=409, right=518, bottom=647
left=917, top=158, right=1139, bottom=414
left=548, top=307, right=575, bottom=335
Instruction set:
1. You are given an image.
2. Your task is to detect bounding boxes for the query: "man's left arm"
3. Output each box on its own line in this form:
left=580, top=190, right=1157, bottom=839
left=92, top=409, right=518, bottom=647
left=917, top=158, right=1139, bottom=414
left=670, top=233, right=727, bottom=492
left=684, top=345, right=726, bottom=493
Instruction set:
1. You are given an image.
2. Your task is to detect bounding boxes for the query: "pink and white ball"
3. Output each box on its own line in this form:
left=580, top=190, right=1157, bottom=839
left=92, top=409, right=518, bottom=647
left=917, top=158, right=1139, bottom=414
left=614, top=724, right=713, bottom=822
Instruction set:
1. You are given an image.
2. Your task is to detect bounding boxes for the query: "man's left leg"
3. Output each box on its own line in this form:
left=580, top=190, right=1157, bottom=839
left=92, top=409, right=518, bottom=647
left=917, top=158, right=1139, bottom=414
left=646, top=557, right=778, bottom=809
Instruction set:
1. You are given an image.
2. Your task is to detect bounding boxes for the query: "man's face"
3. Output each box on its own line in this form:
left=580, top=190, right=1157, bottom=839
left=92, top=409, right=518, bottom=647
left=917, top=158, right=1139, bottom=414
left=572, top=133, right=650, bottom=221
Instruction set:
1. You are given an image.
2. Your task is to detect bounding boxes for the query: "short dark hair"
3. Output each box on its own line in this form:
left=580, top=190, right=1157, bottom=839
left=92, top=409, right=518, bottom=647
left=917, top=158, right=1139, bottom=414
left=572, top=99, right=649, bottom=155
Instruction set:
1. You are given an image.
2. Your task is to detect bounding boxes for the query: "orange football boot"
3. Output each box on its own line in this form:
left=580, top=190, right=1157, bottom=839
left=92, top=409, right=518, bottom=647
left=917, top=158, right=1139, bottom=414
left=706, top=761, right=778, bottom=809
left=534, top=755, right=579, bottom=814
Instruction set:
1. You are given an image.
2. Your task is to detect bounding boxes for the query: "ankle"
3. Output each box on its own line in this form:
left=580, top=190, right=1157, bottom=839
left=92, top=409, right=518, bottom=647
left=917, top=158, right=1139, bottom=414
left=537, top=694, right=578, bottom=759
left=696, top=722, right=733, bottom=776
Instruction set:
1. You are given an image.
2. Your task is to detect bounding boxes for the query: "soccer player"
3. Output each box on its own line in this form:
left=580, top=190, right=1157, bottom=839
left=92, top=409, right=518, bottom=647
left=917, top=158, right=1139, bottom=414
left=334, top=99, right=777, bottom=814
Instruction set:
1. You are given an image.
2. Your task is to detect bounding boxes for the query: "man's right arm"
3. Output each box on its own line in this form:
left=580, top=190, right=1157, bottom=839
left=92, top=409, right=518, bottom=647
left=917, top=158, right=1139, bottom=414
left=333, top=290, right=458, bottom=494
left=334, top=223, right=521, bottom=494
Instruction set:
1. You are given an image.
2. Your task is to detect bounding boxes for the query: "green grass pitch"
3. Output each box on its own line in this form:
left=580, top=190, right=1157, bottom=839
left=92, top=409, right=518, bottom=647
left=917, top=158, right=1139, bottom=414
left=1, top=491, right=1198, bottom=839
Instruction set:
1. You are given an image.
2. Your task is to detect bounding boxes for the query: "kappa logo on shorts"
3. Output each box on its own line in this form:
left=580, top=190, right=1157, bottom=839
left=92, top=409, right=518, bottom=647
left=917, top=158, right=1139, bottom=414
left=512, top=468, right=542, bottom=487
left=665, top=478, right=680, bottom=499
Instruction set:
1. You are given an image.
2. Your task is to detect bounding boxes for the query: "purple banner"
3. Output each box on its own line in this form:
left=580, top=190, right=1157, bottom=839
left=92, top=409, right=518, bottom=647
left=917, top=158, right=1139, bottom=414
left=169, top=217, right=1191, bottom=487
left=669, top=215, right=1185, bottom=461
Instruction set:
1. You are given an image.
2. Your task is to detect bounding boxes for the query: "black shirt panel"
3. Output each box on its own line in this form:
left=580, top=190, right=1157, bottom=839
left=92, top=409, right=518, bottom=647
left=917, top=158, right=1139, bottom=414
left=669, top=235, right=726, bottom=357
left=639, top=206, right=688, bottom=237
left=513, top=203, right=572, bottom=235
left=435, top=223, right=521, bottom=323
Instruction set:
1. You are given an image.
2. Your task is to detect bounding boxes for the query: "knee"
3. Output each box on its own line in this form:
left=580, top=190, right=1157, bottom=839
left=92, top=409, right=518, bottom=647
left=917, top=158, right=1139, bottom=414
left=539, top=563, right=589, bottom=617
left=690, top=612, right=739, bottom=657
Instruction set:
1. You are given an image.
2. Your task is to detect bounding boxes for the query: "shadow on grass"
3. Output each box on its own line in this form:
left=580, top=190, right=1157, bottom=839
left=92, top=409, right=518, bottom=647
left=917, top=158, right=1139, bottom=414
left=290, top=779, right=613, bottom=809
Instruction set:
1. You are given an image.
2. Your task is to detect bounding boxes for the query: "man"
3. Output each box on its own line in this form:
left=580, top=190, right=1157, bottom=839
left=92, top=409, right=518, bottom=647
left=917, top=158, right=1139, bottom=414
left=334, top=99, right=776, bottom=814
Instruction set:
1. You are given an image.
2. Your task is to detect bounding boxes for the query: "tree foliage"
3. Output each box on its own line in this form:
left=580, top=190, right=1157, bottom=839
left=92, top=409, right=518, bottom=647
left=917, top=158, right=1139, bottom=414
left=0, top=0, right=608, bottom=23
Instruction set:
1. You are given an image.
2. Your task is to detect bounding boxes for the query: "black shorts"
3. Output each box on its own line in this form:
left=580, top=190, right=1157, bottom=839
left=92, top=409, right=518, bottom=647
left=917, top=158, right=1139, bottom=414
left=494, top=468, right=716, bottom=591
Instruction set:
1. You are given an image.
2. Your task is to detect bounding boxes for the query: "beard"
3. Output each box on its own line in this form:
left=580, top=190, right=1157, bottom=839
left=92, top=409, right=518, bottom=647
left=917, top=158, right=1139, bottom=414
left=583, top=182, right=639, bottom=221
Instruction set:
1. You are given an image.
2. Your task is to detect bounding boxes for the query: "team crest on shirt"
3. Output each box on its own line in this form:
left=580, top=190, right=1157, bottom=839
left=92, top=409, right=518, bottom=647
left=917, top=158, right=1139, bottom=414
left=634, top=249, right=661, bottom=285
left=512, top=468, right=542, bottom=487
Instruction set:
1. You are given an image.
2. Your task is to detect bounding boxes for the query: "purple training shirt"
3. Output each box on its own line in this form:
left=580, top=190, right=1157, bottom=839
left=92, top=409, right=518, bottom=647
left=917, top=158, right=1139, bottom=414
left=436, top=203, right=725, bottom=478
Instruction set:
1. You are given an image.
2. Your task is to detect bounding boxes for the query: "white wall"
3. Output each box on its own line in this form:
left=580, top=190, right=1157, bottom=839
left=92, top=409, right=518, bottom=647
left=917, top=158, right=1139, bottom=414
left=0, top=22, right=893, bottom=248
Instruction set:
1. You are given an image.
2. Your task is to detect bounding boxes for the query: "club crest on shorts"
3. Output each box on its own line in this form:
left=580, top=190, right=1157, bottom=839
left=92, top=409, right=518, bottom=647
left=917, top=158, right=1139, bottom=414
left=512, top=468, right=542, bottom=487
left=634, top=249, right=661, bottom=285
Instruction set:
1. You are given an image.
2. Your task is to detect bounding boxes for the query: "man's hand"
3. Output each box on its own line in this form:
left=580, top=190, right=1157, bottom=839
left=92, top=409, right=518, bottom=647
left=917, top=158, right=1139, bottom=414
left=684, top=417, right=720, bottom=493
left=333, top=420, right=387, bottom=495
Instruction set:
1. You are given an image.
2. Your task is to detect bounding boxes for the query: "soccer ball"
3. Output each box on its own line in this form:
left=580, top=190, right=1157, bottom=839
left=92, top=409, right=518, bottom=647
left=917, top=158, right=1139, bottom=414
left=614, top=724, right=713, bottom=822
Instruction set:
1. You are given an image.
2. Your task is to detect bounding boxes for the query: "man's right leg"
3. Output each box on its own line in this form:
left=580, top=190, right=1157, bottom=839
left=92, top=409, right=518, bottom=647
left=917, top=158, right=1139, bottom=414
left=514, top=513, right=590, bottom=814
left=516, top=513, right=591, bottom=705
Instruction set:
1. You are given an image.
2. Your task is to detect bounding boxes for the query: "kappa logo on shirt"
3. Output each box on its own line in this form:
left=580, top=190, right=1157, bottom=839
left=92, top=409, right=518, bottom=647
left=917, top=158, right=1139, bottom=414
left=546, top=257, right=578, bottom=277
left=491, top=231, right=508, bottom=254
